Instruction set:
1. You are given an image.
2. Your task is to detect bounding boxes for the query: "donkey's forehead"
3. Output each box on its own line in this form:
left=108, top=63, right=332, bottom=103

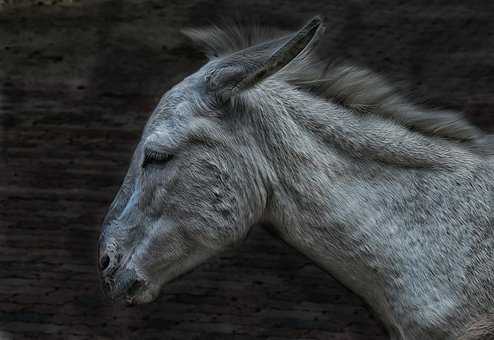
left=145, top=74, right=205, bottom=128
left=139, top=68, right=223, bottom=148
left=149, top=57, right=236, bottom=125
left=159, top=73, right=206, bottom=111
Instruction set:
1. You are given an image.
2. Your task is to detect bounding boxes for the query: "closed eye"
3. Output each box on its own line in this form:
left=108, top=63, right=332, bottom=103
left=142, top=149, right=174, bottom=168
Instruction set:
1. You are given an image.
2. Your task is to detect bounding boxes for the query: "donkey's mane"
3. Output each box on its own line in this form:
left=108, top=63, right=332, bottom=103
left=183, top=23, right=493, bottom=154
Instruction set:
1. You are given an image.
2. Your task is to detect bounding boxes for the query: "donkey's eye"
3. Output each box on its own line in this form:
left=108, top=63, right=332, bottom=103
left=142, top=149, right=174, bottom=168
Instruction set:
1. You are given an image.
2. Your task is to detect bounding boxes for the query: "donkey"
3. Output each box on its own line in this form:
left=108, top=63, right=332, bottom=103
left=98, top=17, right=494, bottom=339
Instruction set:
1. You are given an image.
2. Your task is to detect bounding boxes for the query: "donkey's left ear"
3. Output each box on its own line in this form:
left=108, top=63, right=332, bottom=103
left=208, top=16, right=325, bottom=100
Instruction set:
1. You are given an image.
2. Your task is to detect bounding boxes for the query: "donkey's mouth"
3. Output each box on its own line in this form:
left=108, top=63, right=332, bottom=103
left=124, top=281, right=161, bottom=305
left=104, top=268, right=156, bottom=305
left=120, top=277, right=160, bottom=305
left=126, top=279, right=143, bottom=297
left=100, top=259, right=162, bottom=305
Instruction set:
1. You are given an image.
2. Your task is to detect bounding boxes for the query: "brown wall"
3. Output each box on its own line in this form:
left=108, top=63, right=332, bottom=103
left=1, top=0, right=493, bottom=339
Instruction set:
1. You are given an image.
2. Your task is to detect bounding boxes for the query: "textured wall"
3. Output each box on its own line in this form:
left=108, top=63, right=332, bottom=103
left=1, top=0, right=493, bottom=339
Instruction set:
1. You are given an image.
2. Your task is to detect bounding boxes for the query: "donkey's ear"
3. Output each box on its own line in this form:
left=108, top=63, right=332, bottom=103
left=209, top=16, right=325, bottom=99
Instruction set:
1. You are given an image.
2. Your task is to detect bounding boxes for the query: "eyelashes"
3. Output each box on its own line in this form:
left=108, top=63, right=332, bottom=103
left=142, top=148, right=174, bottom=168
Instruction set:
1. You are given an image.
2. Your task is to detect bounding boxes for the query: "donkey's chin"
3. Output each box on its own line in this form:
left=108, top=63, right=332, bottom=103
left=124, top=281, right=161, bottom=305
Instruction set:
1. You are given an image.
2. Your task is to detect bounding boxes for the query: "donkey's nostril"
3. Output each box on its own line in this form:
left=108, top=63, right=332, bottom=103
left=100, top=254, right=110, bottom=271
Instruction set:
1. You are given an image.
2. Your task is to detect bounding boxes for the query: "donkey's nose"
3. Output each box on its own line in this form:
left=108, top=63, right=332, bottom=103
left=98, top=250, right=123, bottom=297
left=98, top=249, right=120, bottom=275
left=97, top=236, right=121, bottom=276
left=99, top=253, right=111, bottom=271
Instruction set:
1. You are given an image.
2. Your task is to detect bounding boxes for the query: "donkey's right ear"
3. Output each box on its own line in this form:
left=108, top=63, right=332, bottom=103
left=204, top=16, right=325, bottom=101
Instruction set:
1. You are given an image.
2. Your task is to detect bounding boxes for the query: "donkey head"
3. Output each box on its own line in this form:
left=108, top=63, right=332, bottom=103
left=98, top=17, right=324, bottom=304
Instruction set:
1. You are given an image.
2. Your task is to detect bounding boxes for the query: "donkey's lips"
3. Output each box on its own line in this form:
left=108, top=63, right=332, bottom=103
left=107, top=268, right=144, bottom=301
left=125, top=283, right=147, bottom=305
left=125, top=282, right=160, bottom=305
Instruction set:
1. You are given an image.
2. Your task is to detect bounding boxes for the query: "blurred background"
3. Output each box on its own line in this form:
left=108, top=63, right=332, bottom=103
left=1, top=0, right=493, bottom=339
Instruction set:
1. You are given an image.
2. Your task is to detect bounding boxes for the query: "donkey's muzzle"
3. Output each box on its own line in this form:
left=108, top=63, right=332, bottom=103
left=98, top=236, right=125, bottom=297
left=98, top=236, right=144, bottom=302
left=97, top=237, right=120, bottom=276
left=106, top=268, right=141, bottom=299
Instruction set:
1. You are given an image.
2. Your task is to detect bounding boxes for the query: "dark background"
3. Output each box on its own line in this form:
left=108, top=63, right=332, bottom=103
left=1, top=0, right=493, bottom=339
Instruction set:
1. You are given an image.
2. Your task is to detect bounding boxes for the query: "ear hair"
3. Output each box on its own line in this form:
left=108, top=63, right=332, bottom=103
left=230, top=16, right=325, bottom=96
left=181, top=19, right=292, bottom=59
left=197, top=16, right=324, bottom=101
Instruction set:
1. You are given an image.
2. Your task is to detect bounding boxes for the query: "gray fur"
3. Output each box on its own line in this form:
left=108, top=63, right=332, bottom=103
left=184, top=20, right=487, bottom=146
left=98, top=18, right=494, bottom=339
left=458, top=314, right=494, bottom=340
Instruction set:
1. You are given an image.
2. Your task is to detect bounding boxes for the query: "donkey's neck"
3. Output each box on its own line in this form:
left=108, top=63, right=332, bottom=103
left=252, top=85, right=401, bottom=280
left=247, top=83, right=493, bottom=338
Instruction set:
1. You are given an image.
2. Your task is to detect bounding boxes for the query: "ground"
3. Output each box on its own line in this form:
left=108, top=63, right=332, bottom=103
left=1, top=0, right=493, bottom=339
